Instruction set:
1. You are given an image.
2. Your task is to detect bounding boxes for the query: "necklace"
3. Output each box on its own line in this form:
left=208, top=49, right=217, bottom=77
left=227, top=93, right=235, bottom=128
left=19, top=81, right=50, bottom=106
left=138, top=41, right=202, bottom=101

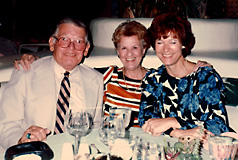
left=167, top=58, right=188, bottom=78
left=122, top=67, right=145, bottom=93
left=183, top=59, right=188, bottom=74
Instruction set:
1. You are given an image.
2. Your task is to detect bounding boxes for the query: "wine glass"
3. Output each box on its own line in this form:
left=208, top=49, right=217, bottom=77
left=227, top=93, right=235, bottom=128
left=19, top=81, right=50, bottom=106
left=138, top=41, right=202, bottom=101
left=65, top=109, right=91, bottom=157
left=97, top=116, right=116, bottom=159
left=99, top=116, right=113, bottom=145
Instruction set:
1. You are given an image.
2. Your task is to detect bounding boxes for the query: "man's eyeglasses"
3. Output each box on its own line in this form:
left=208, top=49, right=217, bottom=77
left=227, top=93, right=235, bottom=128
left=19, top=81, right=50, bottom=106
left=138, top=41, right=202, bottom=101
left=53, top=36, right=86, bottom=51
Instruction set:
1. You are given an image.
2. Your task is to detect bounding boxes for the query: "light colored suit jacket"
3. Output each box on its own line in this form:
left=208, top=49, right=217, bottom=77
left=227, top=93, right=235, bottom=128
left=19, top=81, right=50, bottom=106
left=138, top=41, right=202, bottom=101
left=0, top=56, right=103, bottom=149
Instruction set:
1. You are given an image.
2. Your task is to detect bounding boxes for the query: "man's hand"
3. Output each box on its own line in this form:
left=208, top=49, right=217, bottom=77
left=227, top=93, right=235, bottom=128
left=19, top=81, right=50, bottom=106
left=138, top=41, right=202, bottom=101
left=194, top=60, right=213, bottom=71
left=18, top=125, right=51, bottom=144
left=14, top=54, right=38, bottom=70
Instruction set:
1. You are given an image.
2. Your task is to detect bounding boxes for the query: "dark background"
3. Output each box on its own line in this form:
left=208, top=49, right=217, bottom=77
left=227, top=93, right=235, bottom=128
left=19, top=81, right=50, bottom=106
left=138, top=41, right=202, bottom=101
left=0, top=0, right=237, bottom=49
left=0, top=0, right=111, bottom=45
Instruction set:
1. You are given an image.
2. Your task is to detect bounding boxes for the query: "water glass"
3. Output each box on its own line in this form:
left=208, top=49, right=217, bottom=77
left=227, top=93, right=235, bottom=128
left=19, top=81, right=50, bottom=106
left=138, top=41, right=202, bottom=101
left=132, top=138, right=163, bottom=160
left=109, top=107, right=131, bottom=138
left=99, top=116, right=117, bottom=146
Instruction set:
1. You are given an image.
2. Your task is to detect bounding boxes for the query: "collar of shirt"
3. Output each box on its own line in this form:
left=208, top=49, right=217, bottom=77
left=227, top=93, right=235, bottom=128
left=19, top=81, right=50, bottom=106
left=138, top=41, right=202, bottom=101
left=53, top=60, right=80, bottom=83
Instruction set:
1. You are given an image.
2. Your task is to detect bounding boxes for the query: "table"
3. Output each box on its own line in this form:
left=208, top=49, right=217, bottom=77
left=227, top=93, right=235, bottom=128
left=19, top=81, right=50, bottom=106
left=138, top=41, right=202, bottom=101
left=1, top=128, right=212, bottom=160
left=46, top=128, right=178, bottom=160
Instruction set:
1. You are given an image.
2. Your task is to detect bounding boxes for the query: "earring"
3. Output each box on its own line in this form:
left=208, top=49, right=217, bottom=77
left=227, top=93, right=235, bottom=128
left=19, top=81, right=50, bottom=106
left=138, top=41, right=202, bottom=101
left=182, top=46, right=185, bottom=49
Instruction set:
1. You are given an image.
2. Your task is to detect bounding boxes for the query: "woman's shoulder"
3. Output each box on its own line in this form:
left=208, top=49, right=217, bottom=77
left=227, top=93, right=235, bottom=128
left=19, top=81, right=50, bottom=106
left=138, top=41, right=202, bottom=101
left=142, top=66, right=165, bottom=87
left=195, top=66, right=225, bottom=89
left=94, top=65, right=120, bottom=74
left=146, top=65, right=165, bottom=77
left=196, top=66, right=222, bottom=80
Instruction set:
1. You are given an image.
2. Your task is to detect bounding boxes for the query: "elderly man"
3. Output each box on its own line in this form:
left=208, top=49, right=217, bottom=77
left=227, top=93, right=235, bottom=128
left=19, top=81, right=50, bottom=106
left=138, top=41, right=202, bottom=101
left=0, top=18, right=103, bottom=149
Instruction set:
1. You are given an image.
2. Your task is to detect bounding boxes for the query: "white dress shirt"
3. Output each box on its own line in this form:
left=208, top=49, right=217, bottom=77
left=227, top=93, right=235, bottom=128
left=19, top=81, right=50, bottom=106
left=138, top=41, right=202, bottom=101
left=54, top=61, right=85, bottom=112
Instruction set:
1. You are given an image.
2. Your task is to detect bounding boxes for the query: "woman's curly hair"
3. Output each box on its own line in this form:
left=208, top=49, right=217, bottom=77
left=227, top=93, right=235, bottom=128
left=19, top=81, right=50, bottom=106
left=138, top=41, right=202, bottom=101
left=112, top=20, right=150, bottom=51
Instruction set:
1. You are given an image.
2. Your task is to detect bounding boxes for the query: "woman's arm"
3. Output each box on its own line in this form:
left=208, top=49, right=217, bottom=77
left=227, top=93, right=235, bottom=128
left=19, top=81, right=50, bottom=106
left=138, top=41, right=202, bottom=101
left=138, top=69, right=179, bottom=135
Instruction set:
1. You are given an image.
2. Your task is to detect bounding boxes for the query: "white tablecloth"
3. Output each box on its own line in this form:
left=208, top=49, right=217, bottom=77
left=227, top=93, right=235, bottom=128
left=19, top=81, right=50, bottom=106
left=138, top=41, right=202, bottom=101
left=1, top=128, right=212, bottom=160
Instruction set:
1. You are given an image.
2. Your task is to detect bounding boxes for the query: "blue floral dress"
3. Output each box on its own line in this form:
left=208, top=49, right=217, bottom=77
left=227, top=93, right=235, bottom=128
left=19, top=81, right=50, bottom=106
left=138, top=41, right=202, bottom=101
left=138, top=65, right=232, bottom=135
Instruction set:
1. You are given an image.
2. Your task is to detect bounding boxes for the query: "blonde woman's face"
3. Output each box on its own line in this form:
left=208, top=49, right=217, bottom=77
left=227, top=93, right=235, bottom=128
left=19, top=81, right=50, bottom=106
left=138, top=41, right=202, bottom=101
left=116, top=35, right=145, bottom=71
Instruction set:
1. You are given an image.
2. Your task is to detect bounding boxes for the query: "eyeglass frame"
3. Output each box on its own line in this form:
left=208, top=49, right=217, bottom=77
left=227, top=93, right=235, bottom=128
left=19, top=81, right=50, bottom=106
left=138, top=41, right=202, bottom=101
left=52, top=36, right=87, bottom=51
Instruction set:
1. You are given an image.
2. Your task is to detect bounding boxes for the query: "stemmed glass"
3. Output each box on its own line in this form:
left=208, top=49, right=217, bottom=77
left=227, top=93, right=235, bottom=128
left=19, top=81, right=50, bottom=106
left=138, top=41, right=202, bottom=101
left=65, top=109, right=91, bottom=157
left=99, top=107, right=133, bottom=159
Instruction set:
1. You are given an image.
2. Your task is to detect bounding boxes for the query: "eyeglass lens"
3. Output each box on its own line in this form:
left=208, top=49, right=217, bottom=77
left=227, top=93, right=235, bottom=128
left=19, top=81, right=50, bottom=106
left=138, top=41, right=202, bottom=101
left=57, top=37, right=86, bottom=51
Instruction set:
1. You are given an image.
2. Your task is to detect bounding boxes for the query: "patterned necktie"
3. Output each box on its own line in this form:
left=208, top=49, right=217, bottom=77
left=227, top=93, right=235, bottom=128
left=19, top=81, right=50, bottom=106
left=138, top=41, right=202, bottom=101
left=54, top=71, right=70, bottom=134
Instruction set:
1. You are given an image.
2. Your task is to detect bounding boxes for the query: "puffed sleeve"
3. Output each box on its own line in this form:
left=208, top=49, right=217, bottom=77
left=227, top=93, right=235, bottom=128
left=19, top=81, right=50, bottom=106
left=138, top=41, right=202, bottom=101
left=177, top=67, right=233, bottom=135
left=199, top=67, right=232, bottom=134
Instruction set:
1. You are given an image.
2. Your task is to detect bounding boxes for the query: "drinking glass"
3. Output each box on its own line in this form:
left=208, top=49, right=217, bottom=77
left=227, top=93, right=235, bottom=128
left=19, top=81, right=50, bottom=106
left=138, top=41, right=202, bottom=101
left=99, top=119, right=139, bottom=160
left=99, top=107, right=132, bottom=159
left=65, top=109, right=91, bottom=156
left=99, top=116, right=117, bottom=146
left=208, top=135, right=238, bottom=160
left=132, top=138, right=163, bottom=160
left=98, top=116, right=118, bottom=159
left=109, top=107, right=131, bottom=138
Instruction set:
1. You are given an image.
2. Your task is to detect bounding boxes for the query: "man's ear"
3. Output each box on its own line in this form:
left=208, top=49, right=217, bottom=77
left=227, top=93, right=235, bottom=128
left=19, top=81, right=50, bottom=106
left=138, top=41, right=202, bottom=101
left=83, top=43, right=90, bottom=57
left=49, top=37, right=55, bottom=52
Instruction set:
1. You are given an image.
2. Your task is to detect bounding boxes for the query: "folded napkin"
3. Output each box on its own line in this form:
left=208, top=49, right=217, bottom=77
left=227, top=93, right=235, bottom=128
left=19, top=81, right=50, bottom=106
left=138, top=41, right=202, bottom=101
left=61, top=143, right=74, bottom=160
left=110, top=139, right=132, bottom=160
left=61, top=143, right=90, bottom=160
left=78, top=143, right=90, bottom=155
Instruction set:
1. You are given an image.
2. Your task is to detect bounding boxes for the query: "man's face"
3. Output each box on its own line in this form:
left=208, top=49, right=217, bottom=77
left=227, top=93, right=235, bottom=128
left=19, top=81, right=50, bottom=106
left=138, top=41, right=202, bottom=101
left=49, top=23, right=90, bottom=71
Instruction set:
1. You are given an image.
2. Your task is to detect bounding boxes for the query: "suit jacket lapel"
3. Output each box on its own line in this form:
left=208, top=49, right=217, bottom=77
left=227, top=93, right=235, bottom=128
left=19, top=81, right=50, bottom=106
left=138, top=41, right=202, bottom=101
left=31, top=57, right=57, bottom=130
left=78, top=64, right=99, bottom=110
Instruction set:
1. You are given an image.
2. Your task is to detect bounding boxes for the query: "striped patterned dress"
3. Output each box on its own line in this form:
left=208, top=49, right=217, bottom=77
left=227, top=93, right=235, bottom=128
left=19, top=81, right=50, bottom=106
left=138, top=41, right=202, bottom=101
left=95, top=65, right=145, bottom=127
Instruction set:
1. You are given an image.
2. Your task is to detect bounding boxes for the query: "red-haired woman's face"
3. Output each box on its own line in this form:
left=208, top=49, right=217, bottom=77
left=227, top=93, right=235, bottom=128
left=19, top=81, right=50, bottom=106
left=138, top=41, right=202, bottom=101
left=155, top=33, right=183, bottom=67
